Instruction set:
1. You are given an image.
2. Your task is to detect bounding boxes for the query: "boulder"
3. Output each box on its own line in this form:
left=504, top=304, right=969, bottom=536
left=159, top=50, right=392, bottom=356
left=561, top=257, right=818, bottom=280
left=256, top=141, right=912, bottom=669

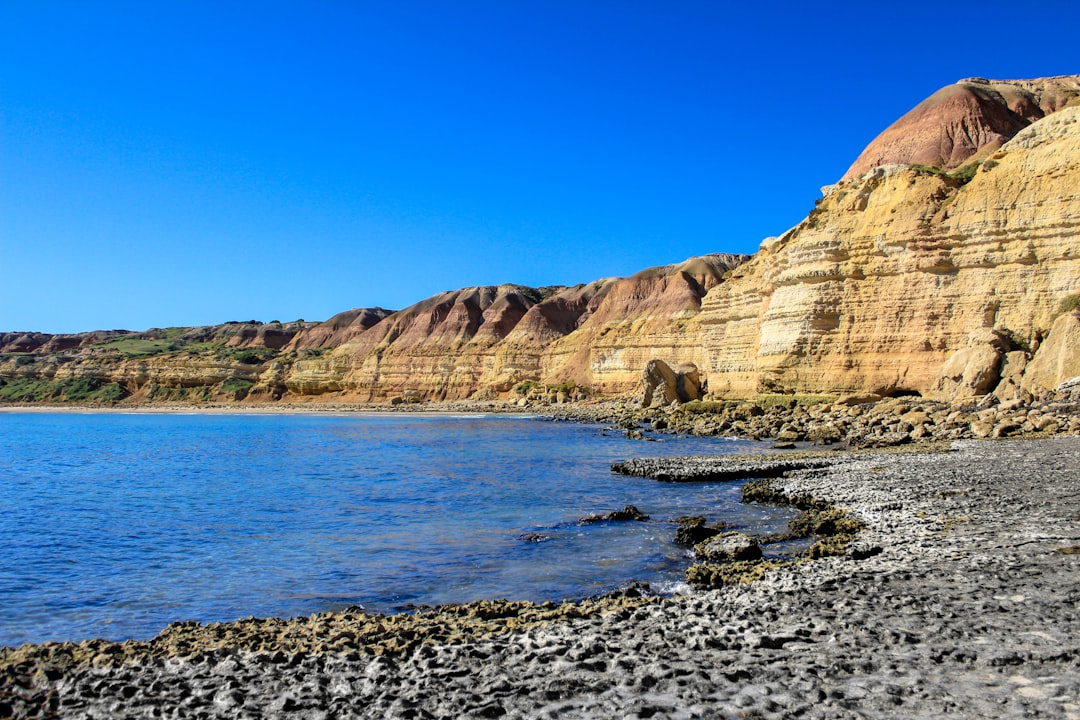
left=578, top=505, right=649, bottom=525
left=673, top=516, right=733, bottom=546
left=640, top=359, right=679, bottom=407
left=935, top=330, right=1007, bottom=399
left=674, top=362, right=702, bottom=402
left=834, top=392, right=882, bottom=407
left=639, top=360, right=704, bottom=407
left=993, top=350, right=1030, bottom=403
left=693, top=532, right=762, bottom=562
left=1022, top=311, right=1080, bottom=395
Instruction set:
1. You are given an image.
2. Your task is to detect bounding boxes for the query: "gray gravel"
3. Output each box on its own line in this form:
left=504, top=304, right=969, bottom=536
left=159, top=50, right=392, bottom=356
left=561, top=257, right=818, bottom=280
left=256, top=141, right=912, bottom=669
left=6, top=437, right=1080, bottom=719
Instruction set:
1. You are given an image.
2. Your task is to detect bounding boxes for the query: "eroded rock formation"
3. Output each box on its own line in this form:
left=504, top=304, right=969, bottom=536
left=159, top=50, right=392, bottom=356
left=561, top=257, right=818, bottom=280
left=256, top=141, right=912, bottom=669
left=841, top=75, right=1080, bottom=181
left=3, top=75, right=1079, bottom=407
left=284, top=254, right=746, bottom=401
left=701, top=97, right=1080, bottom=400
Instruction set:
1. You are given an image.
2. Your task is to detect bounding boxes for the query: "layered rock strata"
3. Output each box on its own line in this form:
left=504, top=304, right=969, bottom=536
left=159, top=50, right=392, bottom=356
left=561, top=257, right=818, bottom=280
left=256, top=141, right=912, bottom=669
left=285, top=254, right=746, bottom=401
left=701, top=102, right=1080, bottom=400
left=841, top=75, right=1080, bottom=180
left=4, top=76, right=1080, bottom=407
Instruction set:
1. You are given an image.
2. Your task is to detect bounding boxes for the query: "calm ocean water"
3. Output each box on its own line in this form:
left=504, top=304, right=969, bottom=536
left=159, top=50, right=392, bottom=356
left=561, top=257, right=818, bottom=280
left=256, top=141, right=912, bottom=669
left=0, top=412, right=798, bottom=646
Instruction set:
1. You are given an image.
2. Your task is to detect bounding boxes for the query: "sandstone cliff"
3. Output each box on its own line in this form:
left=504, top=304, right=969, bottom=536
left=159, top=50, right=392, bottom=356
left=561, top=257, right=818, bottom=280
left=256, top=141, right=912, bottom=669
left=284, top=254, right=747, bottom=401
left=4, top=75, right=1079, bottom=408
left=0, top=322, right=318, bottom=403
left=701, top=100, right=1080, bottom=400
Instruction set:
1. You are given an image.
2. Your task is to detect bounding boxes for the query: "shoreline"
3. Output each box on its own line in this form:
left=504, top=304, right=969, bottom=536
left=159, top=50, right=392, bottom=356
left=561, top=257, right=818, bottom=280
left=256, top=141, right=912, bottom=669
left=4, top=436, right=1080, bottom=717
left=3, top=381, right=1079, bottom=450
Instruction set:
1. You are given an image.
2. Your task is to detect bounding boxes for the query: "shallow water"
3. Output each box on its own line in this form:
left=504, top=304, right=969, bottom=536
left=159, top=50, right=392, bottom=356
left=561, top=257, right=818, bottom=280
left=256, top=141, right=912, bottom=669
left=0, top=412, right=798, bottom=646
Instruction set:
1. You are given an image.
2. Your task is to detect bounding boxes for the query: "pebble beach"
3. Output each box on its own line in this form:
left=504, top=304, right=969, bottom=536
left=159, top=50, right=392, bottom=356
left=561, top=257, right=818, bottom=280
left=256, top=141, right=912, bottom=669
left=4, top=435, right=1080, bottom=718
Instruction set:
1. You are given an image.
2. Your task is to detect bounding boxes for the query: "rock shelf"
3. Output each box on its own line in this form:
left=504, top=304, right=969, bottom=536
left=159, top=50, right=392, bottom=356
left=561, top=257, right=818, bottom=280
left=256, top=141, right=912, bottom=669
left=4, top=436, right=1080, bottom=718
left=610, top=456, right=834, bottom=482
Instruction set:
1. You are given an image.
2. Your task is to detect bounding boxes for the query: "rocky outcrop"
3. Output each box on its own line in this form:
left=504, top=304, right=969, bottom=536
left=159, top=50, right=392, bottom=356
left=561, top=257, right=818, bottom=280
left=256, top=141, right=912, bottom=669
left=842, top=76, right=1080, bottom=180
left=639, top=360, right=703, bottom=407
left=701, top=96, right=1080, bottom=400
left=693, top=533, right=761, bottom=563
left=1022, top=310, right=1080, bottom=394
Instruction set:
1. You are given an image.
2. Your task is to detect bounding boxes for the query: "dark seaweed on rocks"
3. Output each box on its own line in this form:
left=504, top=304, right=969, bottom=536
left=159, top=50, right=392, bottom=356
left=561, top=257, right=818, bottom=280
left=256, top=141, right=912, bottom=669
left=610, top=457, right=833, bottom=483
left=685, top=477, right=867, bottom=588
left=673, top=515, right=735, bottom=546
left=577, top=504, right=649, bottom=525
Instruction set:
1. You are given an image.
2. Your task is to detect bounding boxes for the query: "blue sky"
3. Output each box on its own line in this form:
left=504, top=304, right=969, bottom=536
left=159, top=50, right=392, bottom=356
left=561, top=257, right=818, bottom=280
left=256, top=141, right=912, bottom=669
left=2, top=1, right=1078, bottom=334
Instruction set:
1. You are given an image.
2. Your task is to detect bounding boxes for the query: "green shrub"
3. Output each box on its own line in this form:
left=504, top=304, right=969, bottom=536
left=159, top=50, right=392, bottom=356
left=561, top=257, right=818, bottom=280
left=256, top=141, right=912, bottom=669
left=0, top=377, right=129, bottom=404
left=910, top=162, right=980, bottom=185
left=910, top=163, right=947, bottom=176
left=753, top=393, right=836, bottom=409
left=514, top=380, right=539, bottom=395
left=0, top=378, right=57, bottom=402
left=1060, top=294, right=1080, bottom=316
left=87, top=383, right=128, bottom=403
left=679, top=400, right=727, bottom=414
left=218, top=378, right=254, bottom=400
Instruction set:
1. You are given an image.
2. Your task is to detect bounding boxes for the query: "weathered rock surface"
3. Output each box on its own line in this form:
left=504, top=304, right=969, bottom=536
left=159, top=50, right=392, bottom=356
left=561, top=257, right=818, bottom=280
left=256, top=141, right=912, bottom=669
left=841, top=75, right=1080, bottom=180
left=1022, top=310, right=1080, bottom=394
left=6, top=438, right=1080, bottom=719
left=284, top=254, right=746, bottom=401
left=701, top=96, right=1080, bottom=400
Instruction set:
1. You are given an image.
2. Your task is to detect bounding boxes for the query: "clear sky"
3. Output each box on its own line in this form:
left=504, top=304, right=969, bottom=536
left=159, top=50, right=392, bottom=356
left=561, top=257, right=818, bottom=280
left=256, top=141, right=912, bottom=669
left=2, top=1, right=1078, bottom=334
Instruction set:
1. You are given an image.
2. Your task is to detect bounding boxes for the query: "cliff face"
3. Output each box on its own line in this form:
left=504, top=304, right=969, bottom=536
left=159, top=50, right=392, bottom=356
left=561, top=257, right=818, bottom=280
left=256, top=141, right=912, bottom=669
left=536, top=255, right=745, bottom=394
left=701, top=103, right=1080, bottom=399
left=0, top=322, right=317, bottom=404
left=285, top=254, right=747, bottom=401
left=5, top=75, right=1078, bottom=407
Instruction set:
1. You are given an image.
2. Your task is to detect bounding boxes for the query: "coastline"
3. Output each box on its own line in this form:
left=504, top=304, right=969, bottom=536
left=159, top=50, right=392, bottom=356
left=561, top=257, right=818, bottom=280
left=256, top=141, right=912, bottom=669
left=4, top=436, right=1080, bottom=718
left=4, top=381, right=1079, bottom=451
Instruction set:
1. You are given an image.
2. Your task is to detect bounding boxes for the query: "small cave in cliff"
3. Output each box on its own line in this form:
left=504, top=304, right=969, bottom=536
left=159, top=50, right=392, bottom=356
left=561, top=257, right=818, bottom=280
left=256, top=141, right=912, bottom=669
left=878, top=388, right=923, bottom=398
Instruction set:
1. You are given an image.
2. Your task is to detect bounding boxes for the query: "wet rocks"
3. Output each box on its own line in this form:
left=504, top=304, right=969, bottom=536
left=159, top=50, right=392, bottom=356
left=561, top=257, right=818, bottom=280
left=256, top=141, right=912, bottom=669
left=6, top=438, right=1080, bottom=718
left=610, top=457, right=833, bottom=483
left=693, top=533, right=761, bottom=562
left=577, top=505, right=649, bottom=525
left=672, top=516, right=734, bottom=546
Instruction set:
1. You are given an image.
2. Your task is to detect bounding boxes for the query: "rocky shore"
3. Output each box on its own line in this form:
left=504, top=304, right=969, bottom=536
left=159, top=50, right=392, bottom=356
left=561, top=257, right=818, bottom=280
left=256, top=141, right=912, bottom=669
left=551, top=381, right=1080, bottom=449
left=4, top=436, right=1080, bottom=718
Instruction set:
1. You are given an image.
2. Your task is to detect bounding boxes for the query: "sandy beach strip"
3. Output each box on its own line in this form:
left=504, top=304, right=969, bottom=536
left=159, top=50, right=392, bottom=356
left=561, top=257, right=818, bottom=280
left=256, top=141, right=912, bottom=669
left=3, top=436, right=1080, bottom=719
